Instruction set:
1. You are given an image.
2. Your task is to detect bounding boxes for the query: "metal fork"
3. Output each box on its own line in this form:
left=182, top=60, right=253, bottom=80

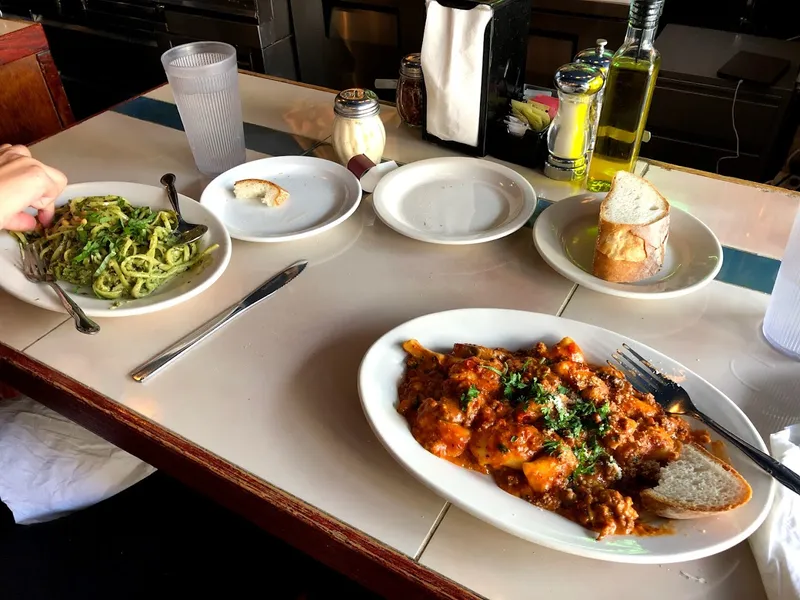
left=613, top=343, right=800, bottom=496
left=21, top=244, right=100, bottom=335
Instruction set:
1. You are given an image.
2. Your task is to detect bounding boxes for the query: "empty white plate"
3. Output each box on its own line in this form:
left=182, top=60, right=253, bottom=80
left=372, top=157, right=537, bottom=245
left=533, top=193, right=723, bottom=299
left=200, top=156, right=362, bottom=243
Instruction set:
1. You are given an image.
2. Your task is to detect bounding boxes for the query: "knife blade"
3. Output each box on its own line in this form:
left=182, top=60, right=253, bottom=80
left=131, top=260, right=308, bottom=383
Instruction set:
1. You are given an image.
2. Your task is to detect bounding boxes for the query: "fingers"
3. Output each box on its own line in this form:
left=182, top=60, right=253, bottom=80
left=3, top=211, right=38, bottom=231
left=38, top=203, right=55, bottom=227
left=0, top=144, right=31, bottom=165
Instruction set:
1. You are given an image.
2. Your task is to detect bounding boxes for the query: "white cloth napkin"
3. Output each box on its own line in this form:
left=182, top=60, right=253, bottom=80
left=421, top=0, right=492, bottom=147
left=749, top=425, right=800, bottom=600
left=0, top=395, right=155, bottom=524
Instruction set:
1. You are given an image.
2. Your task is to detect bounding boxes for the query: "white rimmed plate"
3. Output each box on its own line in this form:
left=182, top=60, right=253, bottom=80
left=372, top=157, right=537, bottom=245
left=0, top=181, right=231, bottom=318
left=533, top=193, right=723, bottom=299
left=358, top=308, right=773, bottom=563
left=200, top=156, right=362, bottom=243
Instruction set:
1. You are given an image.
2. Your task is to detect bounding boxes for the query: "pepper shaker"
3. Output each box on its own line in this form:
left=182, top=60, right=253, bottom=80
left=544, top=63, right=604, bottom=181
left=574, top=39, right=613, bottom=154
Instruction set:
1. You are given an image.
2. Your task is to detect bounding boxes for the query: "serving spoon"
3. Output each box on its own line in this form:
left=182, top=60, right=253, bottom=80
left=160, top=173, right=208, bottom=246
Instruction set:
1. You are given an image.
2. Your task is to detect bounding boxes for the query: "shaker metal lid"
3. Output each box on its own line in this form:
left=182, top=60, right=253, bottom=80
left=334, top=88, right=380, bottom=118
left=400, top=53, right=422, bottom=78
left=553, top=63, right=603, bottom=95
left=574, top=39, right=613, bottom=73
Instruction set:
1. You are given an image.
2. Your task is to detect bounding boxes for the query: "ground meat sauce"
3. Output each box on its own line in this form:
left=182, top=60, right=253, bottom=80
left=398, top=337, right=703, bottom=539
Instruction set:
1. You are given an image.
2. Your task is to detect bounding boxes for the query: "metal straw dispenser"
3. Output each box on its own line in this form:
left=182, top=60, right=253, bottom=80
left=574, top=39, right=613, bottom=153
left=544, top=63, right=603, bottom=181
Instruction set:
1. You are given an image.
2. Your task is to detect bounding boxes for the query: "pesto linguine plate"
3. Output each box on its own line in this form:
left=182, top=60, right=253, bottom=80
left=0, top=182, right=232, bottom=318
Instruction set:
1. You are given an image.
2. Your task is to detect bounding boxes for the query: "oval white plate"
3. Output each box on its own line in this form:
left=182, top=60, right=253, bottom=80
left=533, top=194, right=723, bottom=299
left=200, top=156, right=362, bottom=243
left=372, top=157, right=537, bottom=245
left=358, top=308, right=773, bottom=564
left=0, top=182, right=231, bottom=318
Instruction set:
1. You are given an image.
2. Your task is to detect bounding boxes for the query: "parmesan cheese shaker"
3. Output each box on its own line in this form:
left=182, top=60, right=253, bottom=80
left=544, top=63, right=604, bottom=182
left=332, top=88, right=387, bottom=166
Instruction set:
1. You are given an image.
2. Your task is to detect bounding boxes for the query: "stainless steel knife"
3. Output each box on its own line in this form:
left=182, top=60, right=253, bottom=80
left=131, top=260, right=308, bottom=383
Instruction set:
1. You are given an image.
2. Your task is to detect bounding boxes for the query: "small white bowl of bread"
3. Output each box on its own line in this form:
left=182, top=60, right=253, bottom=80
left=533, top=171, right=723, bottom=299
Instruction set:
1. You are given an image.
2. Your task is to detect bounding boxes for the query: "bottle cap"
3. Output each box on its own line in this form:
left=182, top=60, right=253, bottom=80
left=334, top=88, right=380, bottom=118
left=629, top=0, right=665, bottom=29
left=574, top=39, right=614, bottom=75
left=400, top=53, right=422, bottom=78
left=553, top=63, right=604, bottom=96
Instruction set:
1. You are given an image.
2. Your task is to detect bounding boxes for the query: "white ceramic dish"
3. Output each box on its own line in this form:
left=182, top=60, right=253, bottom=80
left=358, top=308, right=773, bottom=564
left=200, top=156, right=362, bottom=243
left=533, top=194, right=723, bottom=299
left=372, top=157, right=537, bottom=245
left=0, top=181, right=231, bottom=318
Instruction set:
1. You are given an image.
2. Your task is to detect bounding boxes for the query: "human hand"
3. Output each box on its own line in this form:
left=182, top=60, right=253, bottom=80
left=0, top=144, right=67, bottom=231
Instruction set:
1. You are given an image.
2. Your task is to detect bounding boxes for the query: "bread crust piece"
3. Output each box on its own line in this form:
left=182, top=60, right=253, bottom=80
left=640, top=443, right=753, bottom=519
left=591, top=174, right=671, bottom=283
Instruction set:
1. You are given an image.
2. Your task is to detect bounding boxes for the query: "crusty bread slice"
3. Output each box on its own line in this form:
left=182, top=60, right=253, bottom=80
left=592, top=171, right=670, bottom=283
left=641, top=443, right=752, bottom=519
left=233, top=179, right=290, bottom=207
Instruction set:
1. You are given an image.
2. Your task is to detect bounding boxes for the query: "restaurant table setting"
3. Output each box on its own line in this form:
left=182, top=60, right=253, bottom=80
left=1, top=5, right=800, bottom=598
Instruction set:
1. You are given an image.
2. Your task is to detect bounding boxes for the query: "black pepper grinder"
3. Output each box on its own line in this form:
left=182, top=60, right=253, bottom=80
left=396, top=53, right=423, bottom=127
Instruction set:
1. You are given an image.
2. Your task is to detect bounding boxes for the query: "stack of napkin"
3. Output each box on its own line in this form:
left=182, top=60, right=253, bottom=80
left=750, top=425, right=800, bottom=600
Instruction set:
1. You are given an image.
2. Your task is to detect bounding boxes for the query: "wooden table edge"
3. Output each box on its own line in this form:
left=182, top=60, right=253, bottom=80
left=0, top=343, right=480, bottom=600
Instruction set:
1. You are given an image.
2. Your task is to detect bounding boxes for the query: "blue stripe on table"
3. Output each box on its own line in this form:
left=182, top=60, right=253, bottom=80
left=112, top=96, right=314, bottom=157
left=114, top=97, right=780, bottom=295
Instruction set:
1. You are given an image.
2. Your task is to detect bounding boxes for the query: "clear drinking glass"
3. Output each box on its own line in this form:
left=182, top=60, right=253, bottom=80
left=161, top=42, right=246, bottom=176
left=763, top=208, right=800, bottom=359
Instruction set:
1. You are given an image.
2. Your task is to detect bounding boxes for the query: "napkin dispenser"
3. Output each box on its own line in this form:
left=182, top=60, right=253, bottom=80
left=421, top=0, right=531, bottom=157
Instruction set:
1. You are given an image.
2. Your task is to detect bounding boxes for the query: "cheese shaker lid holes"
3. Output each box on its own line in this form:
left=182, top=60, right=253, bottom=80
left=334, top=88, right=380, bottom=119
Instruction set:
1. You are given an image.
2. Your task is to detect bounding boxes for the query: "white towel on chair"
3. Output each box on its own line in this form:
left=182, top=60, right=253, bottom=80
left=0, top=395, right=155, bottom=524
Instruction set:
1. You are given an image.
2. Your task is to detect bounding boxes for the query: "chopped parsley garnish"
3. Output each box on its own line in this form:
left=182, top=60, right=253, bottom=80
left=510, top=435, right=518, bottom=443
left=542, top=439, right=562, bottom=456
left=459, top=385, right=480, bottom=411
left=573, top=438, right=606, bottom=477
left=479, top=364, right=507, bottom=376
left=497, top=444, right=509, bottom=454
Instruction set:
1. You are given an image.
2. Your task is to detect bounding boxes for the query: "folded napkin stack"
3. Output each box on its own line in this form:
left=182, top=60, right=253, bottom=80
left=750, top=425, right=800, bottom=600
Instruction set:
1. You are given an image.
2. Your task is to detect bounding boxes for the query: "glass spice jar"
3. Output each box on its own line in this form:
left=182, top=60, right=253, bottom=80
left=332, top=88, right=386, bottom=166
left=396, top=53, right=423, bottom=127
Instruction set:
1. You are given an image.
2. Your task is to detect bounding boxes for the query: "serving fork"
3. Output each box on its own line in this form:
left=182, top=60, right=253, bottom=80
left=612, top=343, right=800, bottom=495
left=21, top=244, right=100, bottom=335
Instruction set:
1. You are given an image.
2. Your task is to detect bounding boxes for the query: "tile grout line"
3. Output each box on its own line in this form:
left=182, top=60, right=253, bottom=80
left=414, top=502, right=452, bottom=561
left=555, top=283, right=579, bottom=317
left=21, top=318, right=70, bottom=352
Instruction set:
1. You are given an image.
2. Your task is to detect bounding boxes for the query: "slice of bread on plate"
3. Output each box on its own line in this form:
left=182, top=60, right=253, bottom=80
left=233, top=179, right=290, bottom=207
left=592, top=171, right=670, bottom=283
left=641, top=442, right=752, bottom=519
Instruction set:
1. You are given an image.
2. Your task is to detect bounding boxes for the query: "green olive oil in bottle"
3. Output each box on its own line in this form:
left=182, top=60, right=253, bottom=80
left=587, top=0, right=664, bottom=192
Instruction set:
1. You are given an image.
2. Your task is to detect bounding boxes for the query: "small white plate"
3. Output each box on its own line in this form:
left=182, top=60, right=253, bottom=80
left=372, top=157, right=537, bottom=245
left=533, top=194, right=723, bottom=299
left=0, top=182, right=231, bottom=318
left=358, top=308, right=774, bottom=564
left=200, top=156, right=362, bottom=243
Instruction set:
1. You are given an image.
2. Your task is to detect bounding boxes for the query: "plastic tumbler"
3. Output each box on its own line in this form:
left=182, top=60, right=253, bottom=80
left=763, top=208, right=800, bottom=359
left=161, top=42, right=246, bottom=176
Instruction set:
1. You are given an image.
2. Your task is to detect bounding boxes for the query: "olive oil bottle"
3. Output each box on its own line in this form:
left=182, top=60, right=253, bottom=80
left=587, top=0, right=664, bottom=192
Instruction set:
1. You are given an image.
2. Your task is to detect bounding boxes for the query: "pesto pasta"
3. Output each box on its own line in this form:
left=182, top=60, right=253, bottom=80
left=16, top=195, right=217, bottom=300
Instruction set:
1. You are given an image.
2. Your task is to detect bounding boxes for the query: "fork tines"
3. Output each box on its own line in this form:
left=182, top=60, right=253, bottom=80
left=611, top=343, right=676, bottom=395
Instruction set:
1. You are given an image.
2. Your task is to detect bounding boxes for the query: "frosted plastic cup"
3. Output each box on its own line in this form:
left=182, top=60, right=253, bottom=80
left=161, top=42, right=246, bottom=176
left=763, top=208, right=800, bottom=359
